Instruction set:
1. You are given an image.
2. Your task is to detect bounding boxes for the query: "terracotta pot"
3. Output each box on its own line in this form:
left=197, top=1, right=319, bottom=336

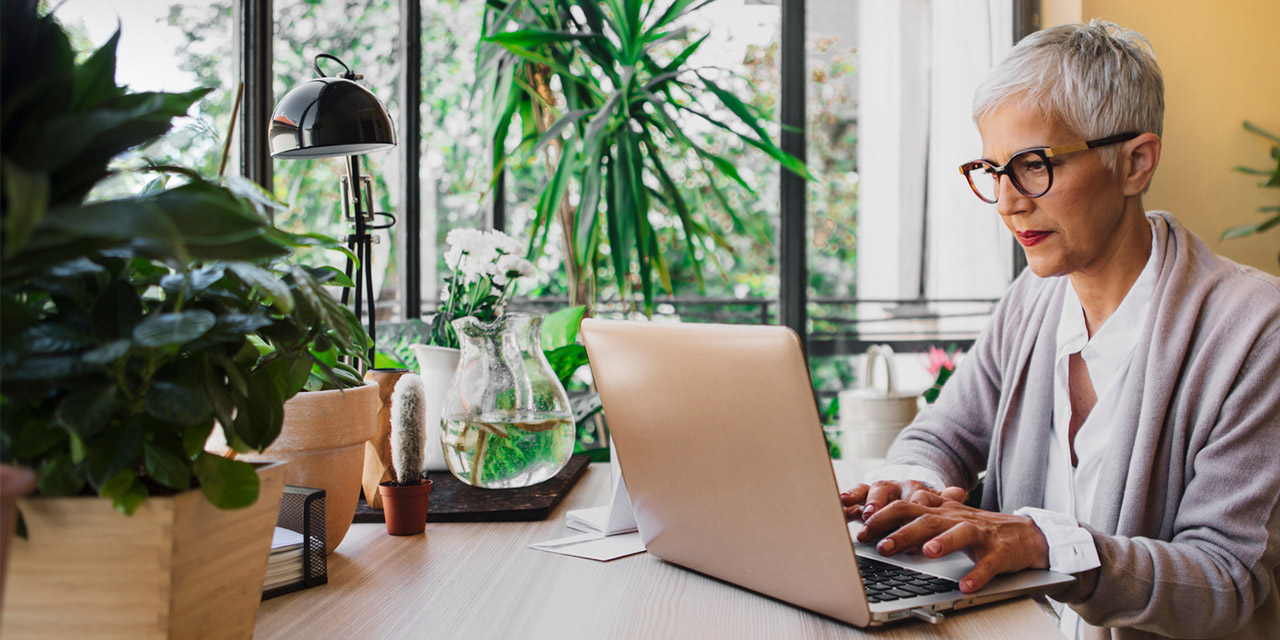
left=378, top=479, right=433, bottom=536
left=210, top=381, right=379, bottom=554
left=1, top=462, right=286, bottom=639
left=361, top=368, right=412, bottom=510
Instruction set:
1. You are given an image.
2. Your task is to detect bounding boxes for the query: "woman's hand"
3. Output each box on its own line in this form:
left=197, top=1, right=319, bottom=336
left=840, top=481, right=968, bottom=521
left=857, top=492, right=1050, bottom=593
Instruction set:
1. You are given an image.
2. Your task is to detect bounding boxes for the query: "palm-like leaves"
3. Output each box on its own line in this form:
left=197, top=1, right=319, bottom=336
left=480, top=0, right=808, bottom=314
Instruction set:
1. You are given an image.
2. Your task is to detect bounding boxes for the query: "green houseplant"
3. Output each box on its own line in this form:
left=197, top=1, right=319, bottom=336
left=0, top=1, right=368, bottom=635
left=1221, top=121, right=1280, bottom=266
left=480, top=0, right=809, bottom=314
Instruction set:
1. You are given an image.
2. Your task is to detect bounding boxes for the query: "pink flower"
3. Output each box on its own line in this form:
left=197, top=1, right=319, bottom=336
left=926, top=346, right=957, bottom=377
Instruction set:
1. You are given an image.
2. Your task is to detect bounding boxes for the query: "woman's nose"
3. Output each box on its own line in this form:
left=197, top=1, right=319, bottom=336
left=995, top=175, right=1030, bottom=217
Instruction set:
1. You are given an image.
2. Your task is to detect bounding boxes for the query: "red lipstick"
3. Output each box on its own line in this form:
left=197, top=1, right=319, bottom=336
left=1016, top=230, right=1052, bottom=247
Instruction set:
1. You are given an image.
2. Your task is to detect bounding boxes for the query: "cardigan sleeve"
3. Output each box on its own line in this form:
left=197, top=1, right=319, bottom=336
left=1054, top=327, right=1280, bottom=637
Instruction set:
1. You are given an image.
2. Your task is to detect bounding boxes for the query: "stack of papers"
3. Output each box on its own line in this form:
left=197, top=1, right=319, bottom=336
left=531, top=450, right=646, bottom=561
left=263, top=526, right=304, bottom=591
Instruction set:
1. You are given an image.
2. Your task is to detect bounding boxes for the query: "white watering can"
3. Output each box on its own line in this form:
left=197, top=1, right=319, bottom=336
left=838, top=344, right=920, bottom=459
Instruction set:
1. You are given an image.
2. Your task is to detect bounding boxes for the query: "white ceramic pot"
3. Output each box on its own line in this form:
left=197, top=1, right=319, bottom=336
left=838, top=344, right=920, bottom=459
left=411, top=344, right=462, bottom=472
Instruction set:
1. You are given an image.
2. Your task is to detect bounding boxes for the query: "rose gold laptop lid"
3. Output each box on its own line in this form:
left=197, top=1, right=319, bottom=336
left=580, top=319, right=870, bottom=627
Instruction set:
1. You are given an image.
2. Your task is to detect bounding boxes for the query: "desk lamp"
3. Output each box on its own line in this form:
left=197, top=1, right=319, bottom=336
left=269, top=53, right=396, bottom=367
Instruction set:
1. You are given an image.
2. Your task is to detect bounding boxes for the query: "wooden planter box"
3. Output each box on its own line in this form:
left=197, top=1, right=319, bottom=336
left=1, top=462, right=286, bottom=639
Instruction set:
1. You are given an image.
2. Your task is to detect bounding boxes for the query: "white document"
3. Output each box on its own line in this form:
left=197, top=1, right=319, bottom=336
left=529, top=532, right=646, bottom=562
left=564, top=443, right=637, bottom=535
left=270, top=526, right=304, bottom=552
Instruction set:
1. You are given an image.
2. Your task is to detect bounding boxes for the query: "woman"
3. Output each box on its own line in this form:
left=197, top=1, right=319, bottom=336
left=840, top=21, right=1280, bottom=640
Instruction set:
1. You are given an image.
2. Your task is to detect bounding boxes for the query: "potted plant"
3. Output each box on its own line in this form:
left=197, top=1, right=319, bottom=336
left=1221, top=120, right=1280, bottom=266
left=480, top=0, right=809, bottom=313
left=378, top=374, right=433, bottom=535
left=0, top=1, right=359, bottom=635
left=207, top=272, right=378, bottom=555
left=411, top=227, right=534, bottom=472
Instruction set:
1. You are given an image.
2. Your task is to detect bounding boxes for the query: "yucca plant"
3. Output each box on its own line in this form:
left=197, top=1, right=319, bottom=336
left=480, top=0, right=809, bottom=314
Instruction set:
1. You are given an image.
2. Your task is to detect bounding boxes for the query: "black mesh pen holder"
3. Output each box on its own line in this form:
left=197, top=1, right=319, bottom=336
left=263, top=485, right=328, bottom=600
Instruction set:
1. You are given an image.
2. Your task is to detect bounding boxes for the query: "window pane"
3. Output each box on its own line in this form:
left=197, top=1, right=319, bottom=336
left=273, top=0, right=403, bottom=323
left=419, top=1, right=488, bottom=314
left=500, top=0, right=784, bottom=322
left=807, top=1, right=1016, bottom=428
left=52, top=0, right=235, bottom=199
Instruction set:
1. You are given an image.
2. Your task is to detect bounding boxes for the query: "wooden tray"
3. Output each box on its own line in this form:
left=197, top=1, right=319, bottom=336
left=353, top=454, right=590, bottom=523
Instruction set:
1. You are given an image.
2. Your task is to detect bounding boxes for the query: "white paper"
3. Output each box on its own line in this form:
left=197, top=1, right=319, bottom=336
left=529, top=532, right=647, bottom=562
left=270, top=526, right=304, bottom=551
left=565, top=442, right=637, bottom=535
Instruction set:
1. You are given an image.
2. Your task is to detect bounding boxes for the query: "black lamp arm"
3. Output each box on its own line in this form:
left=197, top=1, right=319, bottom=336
left=313, top=53, right=359, bottom=80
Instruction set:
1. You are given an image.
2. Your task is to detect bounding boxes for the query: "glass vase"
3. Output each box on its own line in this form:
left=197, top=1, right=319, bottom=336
left=441, top=313, right=575, bottom=489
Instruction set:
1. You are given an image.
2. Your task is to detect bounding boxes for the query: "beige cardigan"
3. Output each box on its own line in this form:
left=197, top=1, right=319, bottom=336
left=887, top=212, right=1280, bottom=639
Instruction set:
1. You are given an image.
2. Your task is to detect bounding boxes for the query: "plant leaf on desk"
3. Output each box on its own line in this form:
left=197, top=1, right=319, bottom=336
left=194, top=452, right=259, bottom=510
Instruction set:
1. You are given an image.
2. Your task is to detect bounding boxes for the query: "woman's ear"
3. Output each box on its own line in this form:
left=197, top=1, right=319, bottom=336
left=1121, top=133, right=1162, bottom=196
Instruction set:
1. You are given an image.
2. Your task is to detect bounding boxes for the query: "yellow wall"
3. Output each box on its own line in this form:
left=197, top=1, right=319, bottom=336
left=1044, top=0, right=1280, bottom=275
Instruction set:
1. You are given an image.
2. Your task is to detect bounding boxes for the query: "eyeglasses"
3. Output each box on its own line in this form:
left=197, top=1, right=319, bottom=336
left=958, top=132, right=1138, bottom=203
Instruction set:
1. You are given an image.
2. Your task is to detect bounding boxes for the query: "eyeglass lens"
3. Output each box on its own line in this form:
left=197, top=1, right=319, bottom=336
left=968, top=151, right=1052, bottom=202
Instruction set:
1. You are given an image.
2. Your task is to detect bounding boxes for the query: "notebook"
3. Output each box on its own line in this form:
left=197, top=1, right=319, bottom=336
left=580, top=319, right=1073, bottom=626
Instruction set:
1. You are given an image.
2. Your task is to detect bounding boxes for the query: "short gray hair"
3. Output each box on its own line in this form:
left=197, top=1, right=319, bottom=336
left=972, top=20, right=1164, bottom=172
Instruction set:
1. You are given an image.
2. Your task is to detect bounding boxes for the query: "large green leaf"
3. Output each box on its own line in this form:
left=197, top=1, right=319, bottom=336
left=541, top=305, right=587, bottom=351
left=1, top=159, right=50, bottom=259
left=144, top=380, right=213, bottom=427
left=486, top=29, right=601, bottom=49
left=133, top=310, right=217, bottom=348
left=85, top=421, right=142, bottom=487
left=194, top=452, right=260, bottom=509
left=54, top=384, right=119, bottom=437
left=143, top=442, right=191, bottom=492
left=70, top=29, right=124, bottom=111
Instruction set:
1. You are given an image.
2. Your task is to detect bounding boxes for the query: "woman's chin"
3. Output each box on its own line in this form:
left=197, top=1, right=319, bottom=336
left=1023, top=256, right=1068, bottom=279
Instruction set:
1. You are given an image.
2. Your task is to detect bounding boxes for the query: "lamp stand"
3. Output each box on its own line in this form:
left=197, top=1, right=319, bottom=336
left=341, top=154, right=377, bottom=368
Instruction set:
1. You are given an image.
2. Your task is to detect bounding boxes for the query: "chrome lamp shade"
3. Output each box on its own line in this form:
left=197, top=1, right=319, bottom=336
left=268, top=76, right=395, bottom=159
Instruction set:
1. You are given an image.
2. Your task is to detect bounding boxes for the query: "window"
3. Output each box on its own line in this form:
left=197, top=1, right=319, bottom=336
left=57, top=0, right=1038, bottom=395
left=54, top=0, right=236, bottom=199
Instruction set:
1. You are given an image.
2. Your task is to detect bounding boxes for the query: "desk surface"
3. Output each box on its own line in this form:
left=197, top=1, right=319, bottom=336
left=255, top=463, right=1060, bottom=639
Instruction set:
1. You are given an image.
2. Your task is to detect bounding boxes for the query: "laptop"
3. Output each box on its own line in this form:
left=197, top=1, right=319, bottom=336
left=579, top=319, right=1073, bottom=627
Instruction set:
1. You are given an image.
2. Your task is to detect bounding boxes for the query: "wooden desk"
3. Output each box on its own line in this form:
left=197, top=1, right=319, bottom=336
left=255, top=464, right=1059, bottom=639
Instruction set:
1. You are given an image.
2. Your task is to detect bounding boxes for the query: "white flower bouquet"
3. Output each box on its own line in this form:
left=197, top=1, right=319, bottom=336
left=427, top=228, right=536, bottom=349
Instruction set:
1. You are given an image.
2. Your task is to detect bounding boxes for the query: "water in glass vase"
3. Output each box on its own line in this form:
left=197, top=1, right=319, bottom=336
left=442, top=412, right=575, bottom=489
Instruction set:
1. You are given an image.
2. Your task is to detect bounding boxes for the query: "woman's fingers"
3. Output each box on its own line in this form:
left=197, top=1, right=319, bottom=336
left=839, top=484, right=869, bottom=507
left=959, top=555, right=1002, bottom=593
left=874, top=513, right=957, bottom=556
left=922, top=522, right=980, bottom=558
left=862, top=481, right=904, bottom=517
left=857, top=499, right=925, bottom=541
left=940, top=486, right=969, bottom=502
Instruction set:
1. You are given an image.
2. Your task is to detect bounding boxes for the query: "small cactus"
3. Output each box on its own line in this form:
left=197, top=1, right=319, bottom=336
left=390, top=373, right=427, bottom=485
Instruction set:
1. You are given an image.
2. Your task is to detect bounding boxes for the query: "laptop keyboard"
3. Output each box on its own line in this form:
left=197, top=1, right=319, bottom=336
left=858, top=557, right=960, bottom=603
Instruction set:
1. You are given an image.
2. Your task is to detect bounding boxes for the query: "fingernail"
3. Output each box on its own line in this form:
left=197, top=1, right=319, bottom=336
left=878, top=539, right=896, bottom=553
left=924, top=541, right=940, bottom=555
left=857, top=530, right=869, bottom=542
left=961, top=579, right=974, bottom=592
left=863, top=505, right=876, bottom=517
